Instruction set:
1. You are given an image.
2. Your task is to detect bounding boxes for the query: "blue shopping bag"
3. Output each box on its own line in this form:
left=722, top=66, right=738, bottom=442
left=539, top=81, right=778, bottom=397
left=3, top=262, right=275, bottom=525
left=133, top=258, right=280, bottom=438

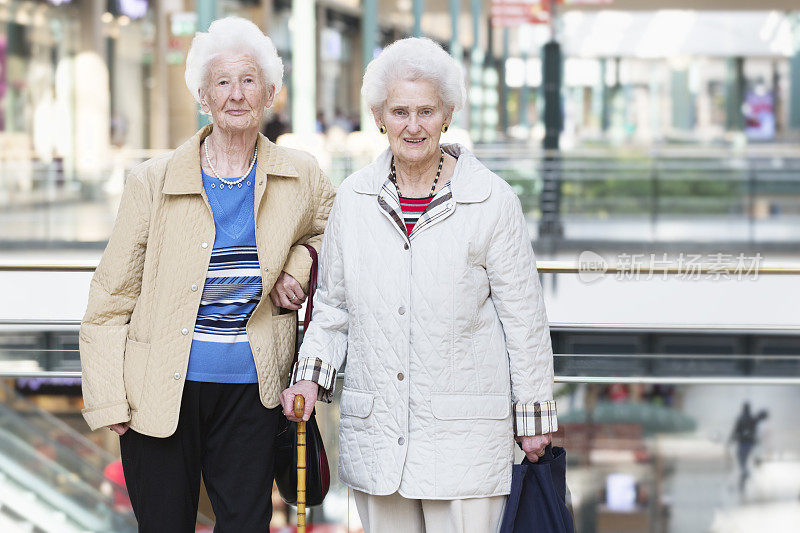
left=499, top=445, right=575, bottom=533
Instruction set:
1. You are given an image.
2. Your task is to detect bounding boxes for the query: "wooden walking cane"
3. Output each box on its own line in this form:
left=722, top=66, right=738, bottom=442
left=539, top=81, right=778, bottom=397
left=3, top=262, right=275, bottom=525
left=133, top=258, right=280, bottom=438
left=294, top=395, right=307, bottom=533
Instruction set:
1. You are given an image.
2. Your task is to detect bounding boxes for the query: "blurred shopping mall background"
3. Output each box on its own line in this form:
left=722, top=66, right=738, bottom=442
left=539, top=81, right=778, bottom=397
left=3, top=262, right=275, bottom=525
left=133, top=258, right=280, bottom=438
left=1, top=0, right=800, bottom=531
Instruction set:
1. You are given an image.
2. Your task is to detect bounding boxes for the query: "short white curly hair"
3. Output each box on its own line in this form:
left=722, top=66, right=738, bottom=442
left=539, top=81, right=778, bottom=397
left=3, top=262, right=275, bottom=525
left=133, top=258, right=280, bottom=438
left=362, top=37, right=466, bottom=115
left=185, top=17, right=283, bottom=104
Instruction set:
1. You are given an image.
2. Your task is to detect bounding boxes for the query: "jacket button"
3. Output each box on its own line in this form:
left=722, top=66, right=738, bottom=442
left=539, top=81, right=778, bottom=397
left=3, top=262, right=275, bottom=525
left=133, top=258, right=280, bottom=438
left=201, top=242, right=209, bottom=249
left=256, top=347, right=261, bottom=352
left=398, top=306, right=406, bottom=315
left=181, top=328, right=188, bottom=335
left=398, top=437, right=405, bottom=446
left=403, top=243, right=409, bottom=250
left=191, top=284, right=198, bottom=292
left=173, top=372, right=181, bottom=380
left=397, top=372, right=404, bottom=381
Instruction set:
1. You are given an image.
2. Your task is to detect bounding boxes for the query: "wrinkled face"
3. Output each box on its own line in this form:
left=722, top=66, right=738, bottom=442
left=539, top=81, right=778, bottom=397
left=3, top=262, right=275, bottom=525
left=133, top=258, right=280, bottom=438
left=199, top=52, right=273, bottom=133
left=375, top=79, right=452, bottom=167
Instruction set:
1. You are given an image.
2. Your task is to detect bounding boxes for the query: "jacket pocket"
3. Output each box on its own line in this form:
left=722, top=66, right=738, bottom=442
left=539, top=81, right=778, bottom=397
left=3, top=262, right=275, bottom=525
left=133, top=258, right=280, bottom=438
left=123, top=338, right=151, bottom=411
left=430, top=392, right=510, bottom=420
left=339, top=388, right=374, bottom=418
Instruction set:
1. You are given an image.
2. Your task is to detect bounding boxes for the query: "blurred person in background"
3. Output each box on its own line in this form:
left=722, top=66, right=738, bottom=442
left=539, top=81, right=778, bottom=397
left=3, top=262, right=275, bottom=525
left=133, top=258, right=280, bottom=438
left=281, top=37, right=557, bottom=533
left=79, top=16, right=334, bottom=532
left=730, top=401, right=769, bottom=492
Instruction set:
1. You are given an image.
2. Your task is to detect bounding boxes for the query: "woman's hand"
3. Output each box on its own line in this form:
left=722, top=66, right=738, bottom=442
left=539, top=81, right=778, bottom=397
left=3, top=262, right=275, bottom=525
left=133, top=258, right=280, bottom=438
left=515, top=433, right=552, bottom=463
left=108, top=423, right=129, bottom=436
left=280, top=380, right=319, bottom=422
left=270, top=271, right=306, bottom=311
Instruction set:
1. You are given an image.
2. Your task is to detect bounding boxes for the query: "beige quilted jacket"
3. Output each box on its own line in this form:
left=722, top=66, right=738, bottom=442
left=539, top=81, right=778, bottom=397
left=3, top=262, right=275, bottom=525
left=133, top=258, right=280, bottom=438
left=80, top=125, right=335, bottom=437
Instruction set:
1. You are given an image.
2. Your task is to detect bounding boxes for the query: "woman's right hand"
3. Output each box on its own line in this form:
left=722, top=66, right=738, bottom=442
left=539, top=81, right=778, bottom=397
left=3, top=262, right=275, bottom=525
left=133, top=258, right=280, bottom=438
left=280, top=380, right=319, bottom=422
left=108, top=423, right=129, bottom=436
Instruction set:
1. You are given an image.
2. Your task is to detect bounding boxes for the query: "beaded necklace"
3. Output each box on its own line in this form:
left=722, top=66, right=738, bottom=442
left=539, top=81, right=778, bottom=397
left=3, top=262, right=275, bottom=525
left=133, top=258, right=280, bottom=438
left=390, top=147, right=444, bottom=198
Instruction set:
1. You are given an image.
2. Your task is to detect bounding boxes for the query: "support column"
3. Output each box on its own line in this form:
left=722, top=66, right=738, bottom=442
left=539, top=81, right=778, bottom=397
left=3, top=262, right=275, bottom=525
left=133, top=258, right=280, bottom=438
left=469, top=0, right=483, bottom=141
left=292, top=0, right=316, bottom=136
left=538, top=28, right=564, bottom=238
left=599, top=58, right=609, bottom=132
left=361, top=0, right=378, bottom=131
left=150, top=0, right=169, bottom=149
left=789, top=14, right=800, bottom=132
left=449, top=0, right=465, bottom=128
left=449, top=0, right=462, bottom=60
left=610, top=56, right=621, bottom=131
left=482, top=19, right=498, bottom=142
left=725, top=56, right=745, bottom=132
left=74, top=0, right=110, bottom=188
left=500, top=28, right=509, bottom=134
left=196, top=0, right=217, bottom=128
left=316, top=2, right=325, bottom=125
left=79, top=0, right=105, bottom=56
left=261, top=0, right=274, bottom=30
left=519, top=49, right=529, bottom=130
left=413, top=0, right=424, bottom=37
left=670, top=64, right=692, bottom=131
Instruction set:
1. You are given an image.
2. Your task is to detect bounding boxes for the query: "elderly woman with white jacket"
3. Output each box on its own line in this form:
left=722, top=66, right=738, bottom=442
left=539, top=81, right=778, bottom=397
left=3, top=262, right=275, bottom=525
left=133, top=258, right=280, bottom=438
left=280, top=38, right=557, bottom=533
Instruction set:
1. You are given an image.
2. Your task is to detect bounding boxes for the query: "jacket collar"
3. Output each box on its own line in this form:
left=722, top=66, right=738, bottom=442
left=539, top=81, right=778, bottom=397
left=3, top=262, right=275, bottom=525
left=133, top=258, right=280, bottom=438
left=351, top=143, right=491, bottom=204
left=162, top=124, right=299, bottom=195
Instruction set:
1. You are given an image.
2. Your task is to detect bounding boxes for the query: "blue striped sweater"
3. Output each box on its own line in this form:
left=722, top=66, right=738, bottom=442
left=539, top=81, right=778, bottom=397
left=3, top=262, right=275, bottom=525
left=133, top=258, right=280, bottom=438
left=186, top=165, right=261, bottom=383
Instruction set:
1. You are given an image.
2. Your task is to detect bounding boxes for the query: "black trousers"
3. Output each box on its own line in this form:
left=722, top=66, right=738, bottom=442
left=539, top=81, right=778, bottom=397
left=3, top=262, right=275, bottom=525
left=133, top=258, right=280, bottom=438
left=120, top=381, right=282, bottom=533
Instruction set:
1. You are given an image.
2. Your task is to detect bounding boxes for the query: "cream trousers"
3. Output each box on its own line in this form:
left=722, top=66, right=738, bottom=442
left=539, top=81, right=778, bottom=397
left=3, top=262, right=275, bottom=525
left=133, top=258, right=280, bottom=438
left=353, top=490, right=507, bottom=533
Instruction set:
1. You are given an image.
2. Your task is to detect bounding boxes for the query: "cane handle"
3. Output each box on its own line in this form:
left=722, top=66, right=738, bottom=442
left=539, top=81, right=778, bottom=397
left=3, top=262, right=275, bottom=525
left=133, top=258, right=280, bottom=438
left=294, top=395, right=305, bottom=419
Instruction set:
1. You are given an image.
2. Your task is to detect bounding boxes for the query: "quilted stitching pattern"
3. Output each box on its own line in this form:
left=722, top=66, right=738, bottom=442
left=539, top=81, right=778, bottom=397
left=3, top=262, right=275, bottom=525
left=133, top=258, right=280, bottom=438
left=80, top=125, right=335, bottom=436
left=298, top=145, right=556, bottom=498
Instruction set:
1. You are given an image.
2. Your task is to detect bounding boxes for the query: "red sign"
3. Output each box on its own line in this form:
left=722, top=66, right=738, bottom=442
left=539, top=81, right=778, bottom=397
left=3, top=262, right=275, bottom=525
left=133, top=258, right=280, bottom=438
left=560, top=0, right=613, bottom=4
left=491, top=0, right=550, bottom=27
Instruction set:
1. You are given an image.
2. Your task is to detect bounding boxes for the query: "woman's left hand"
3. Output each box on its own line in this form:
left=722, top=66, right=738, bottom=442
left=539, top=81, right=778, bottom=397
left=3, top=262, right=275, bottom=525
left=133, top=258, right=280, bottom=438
left=515, top=433, right=553, bottom=463
left=270, top=271, right=306, bottom=311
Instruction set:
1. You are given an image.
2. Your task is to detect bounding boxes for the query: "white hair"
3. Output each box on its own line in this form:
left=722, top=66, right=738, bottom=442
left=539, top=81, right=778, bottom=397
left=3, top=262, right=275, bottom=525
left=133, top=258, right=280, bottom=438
left=185, top=17, right=283, bottom=104
left=362, top=37, right=466, bottom=115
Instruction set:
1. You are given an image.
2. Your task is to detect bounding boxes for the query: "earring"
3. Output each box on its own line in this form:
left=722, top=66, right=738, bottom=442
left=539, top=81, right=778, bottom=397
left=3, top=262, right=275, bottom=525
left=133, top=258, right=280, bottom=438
left=441, top=124, right=449, bottom=133
left=379, top=125, right=387, bottom=134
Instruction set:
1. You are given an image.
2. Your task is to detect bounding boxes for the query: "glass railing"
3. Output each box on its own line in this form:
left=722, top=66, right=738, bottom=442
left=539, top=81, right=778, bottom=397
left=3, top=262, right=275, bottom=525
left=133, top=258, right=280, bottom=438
left=4, top=146, right=800, bottom=247
left=0, top=347, right=798, bottom=532
left=0, top=261, right=798, bottom=531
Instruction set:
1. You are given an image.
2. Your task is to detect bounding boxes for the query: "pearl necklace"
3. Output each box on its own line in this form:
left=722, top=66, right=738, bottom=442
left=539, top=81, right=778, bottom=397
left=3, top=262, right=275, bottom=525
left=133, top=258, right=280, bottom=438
left=203, top=139, right=257, bottom=187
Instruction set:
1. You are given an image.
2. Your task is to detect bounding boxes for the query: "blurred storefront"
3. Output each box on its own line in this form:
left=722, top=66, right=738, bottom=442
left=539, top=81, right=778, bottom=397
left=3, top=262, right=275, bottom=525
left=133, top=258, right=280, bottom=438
left=1, top=1, right=800, bottom=219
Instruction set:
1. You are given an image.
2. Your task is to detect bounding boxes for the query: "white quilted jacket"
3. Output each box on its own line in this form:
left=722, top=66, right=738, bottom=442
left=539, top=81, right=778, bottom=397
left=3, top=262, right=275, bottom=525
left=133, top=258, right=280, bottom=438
left=80, top=125, right=334, bottom=437
left=296, top=144, right=557, bottom=499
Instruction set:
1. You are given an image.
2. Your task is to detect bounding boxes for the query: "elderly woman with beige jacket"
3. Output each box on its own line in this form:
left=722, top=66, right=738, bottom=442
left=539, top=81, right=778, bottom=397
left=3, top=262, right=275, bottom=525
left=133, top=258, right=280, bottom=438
left=281, top=38, right=557, bottom=533
left=80, top=17, right=334, bottom=532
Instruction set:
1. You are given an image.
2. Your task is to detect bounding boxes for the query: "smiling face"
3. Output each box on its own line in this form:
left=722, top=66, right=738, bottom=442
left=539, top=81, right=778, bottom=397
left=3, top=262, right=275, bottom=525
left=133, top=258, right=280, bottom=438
left=199, top=51, right=273, bottom=134
left=375, top=78, right=453, bottom=168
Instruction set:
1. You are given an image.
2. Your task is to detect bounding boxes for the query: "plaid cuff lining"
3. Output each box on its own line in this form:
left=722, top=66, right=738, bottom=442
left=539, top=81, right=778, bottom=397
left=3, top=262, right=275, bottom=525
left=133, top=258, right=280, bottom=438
left=291, top=358, right=337, bottom=403
left=513, top=400, right=558, bottom=436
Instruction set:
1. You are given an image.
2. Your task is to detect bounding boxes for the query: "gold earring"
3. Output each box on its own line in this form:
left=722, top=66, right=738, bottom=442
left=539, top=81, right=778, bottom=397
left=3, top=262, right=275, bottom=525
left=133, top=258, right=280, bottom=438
left=379, top=125, right=387, bottom=134
left=442, top=124, right=449, bottom=133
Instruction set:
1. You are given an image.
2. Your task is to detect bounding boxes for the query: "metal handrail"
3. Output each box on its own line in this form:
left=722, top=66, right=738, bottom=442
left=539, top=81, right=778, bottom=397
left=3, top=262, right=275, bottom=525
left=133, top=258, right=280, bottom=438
left=2, top=319, right=799, bottom=334
left=0, top=370, right=797, bottom=385
left=2, top=261, right=800, bottom=275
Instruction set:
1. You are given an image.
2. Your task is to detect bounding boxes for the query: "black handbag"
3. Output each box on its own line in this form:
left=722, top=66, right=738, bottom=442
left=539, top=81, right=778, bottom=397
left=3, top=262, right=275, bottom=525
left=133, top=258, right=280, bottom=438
left=274, top=244, right=331, bottom=506
left=499, top=445, right=575, bottom=533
